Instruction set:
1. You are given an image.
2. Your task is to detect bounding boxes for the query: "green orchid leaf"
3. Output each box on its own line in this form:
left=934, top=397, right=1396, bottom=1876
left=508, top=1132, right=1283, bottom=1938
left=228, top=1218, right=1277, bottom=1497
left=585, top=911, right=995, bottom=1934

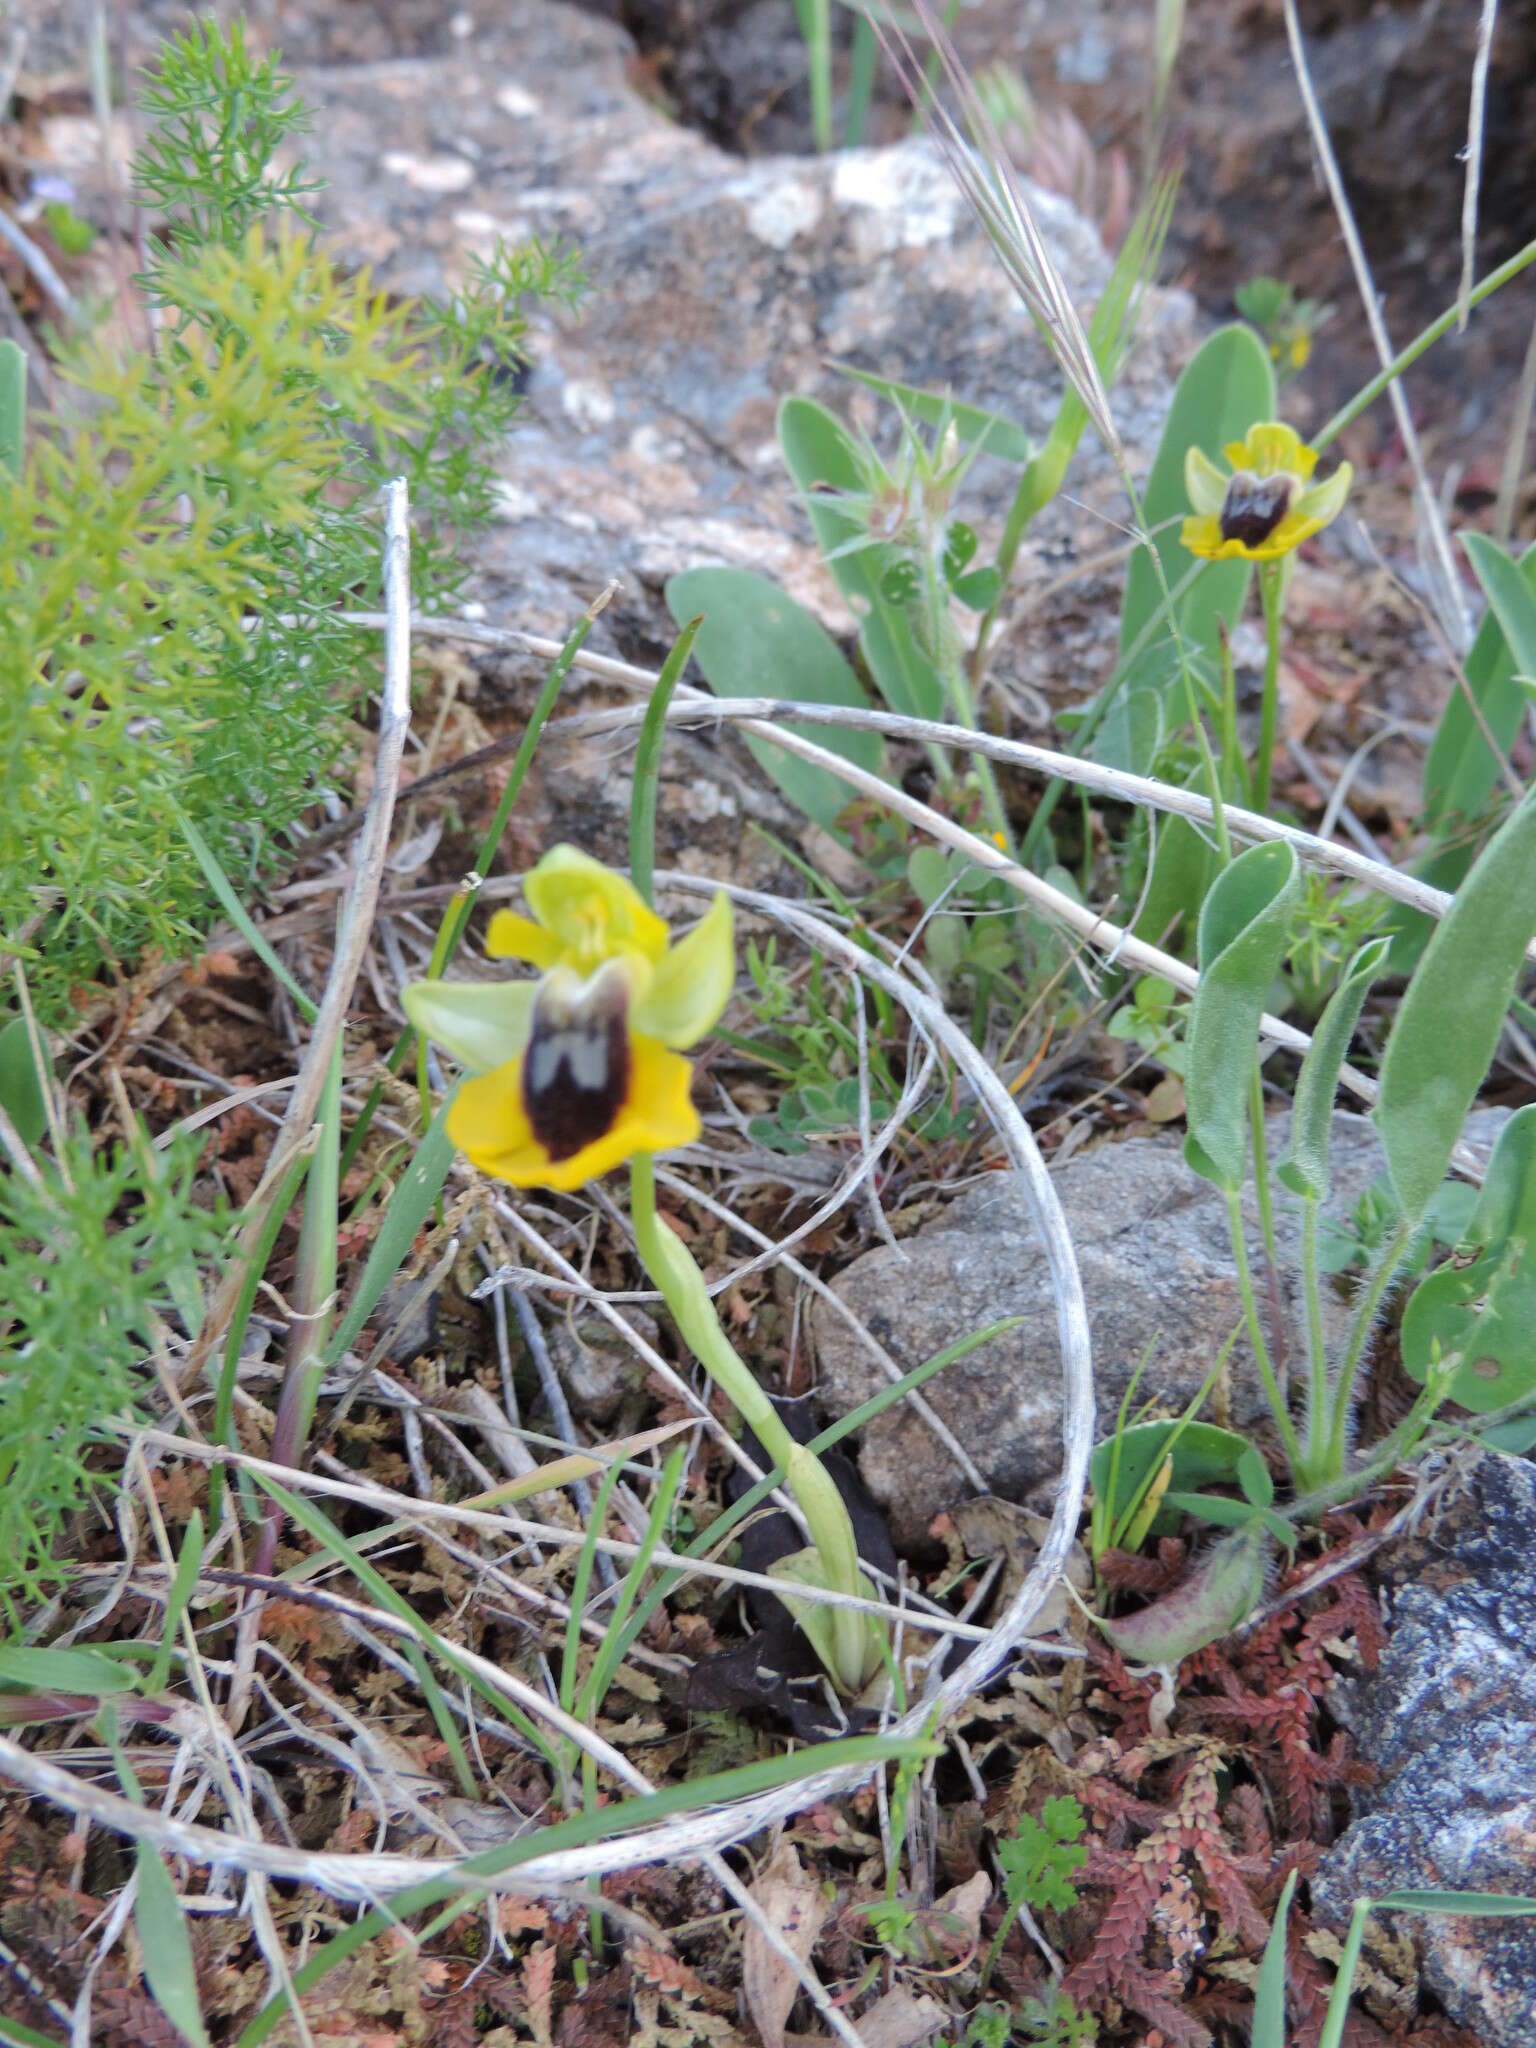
left=1373, top=1890, right=1536, bottom=1916
left=1401, top=1105, right=1536, bottom=1412
left=0, top=1644, right=142, bottom=1695
left=664, top=566, right=883, bottom=832
left=1184, top=841, right=1302, bottom=1191
left=1099, top=324, right=1275, bottom=771
left=1278, top=935, right=1391, bottom=1202
left=1375, top=783, right=1536, bottom=1225
left=1423, top=536, right=1536, bottom=830
left=1089, top=1419, right=1253, bottom=1516
left=1094, top=1525, right=1269, bottom=1664
left=1237, top=1443, right=1274, bottom=1507
left=324, top=1102, right=456, bottom=1366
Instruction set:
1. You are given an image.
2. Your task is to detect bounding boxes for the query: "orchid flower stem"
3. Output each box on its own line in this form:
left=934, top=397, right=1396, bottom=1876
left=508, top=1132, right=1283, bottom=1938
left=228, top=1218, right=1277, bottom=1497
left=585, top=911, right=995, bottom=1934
left=1299, top=1196, right=1332, bottom=1482
left=1225, top=1188, right=1304, bottom=1473
left=1326, top=1219, right=1414, bottom=1474
left=1255, top=562, right=1284, bottom=815
left=628, top=1154, right=874, bottom=1694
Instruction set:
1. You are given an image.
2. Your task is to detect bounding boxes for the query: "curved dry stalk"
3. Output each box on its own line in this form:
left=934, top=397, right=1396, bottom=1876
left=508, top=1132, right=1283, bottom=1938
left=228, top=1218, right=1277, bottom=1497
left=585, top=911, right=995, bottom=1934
left=322, top=611, right=1521, bottom=964
left=12, top=877, right=1091, bottom=1918
left=562, top=691, right=1519, bottom=948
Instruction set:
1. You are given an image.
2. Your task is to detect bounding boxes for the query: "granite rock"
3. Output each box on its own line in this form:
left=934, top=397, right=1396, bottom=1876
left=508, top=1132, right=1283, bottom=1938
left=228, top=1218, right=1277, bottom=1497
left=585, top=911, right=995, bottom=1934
left=259, top=0, right=1194, bottom=873
left=1314, top=1450, right=1536, bottom=2047
left=811, top=1111, right=1508, bottom=1548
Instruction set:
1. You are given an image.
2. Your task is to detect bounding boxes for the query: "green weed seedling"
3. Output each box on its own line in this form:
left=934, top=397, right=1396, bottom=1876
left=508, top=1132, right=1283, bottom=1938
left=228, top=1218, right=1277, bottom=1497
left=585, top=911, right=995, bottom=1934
left=982, top=1796, right=1088, bottom=1988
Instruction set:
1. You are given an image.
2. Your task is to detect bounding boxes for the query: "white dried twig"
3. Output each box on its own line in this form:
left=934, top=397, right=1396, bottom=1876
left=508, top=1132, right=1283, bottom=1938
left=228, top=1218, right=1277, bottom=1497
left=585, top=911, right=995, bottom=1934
left=1281, top=0, right=1469, bottom=649
left=1459, top=0, right=1499, bottom=332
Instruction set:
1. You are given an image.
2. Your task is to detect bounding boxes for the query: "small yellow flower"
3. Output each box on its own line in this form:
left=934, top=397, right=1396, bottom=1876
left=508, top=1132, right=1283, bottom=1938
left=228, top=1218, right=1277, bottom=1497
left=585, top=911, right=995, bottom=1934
left=1180, top=421, right=1351, bottom=564
left=403, top=847, right=734, bottom=1191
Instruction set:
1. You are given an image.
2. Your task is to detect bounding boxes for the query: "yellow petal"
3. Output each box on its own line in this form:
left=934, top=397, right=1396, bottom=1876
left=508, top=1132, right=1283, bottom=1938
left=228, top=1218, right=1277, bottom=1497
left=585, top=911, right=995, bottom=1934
left=448, top=1035, right=699, bottom=1192
left=1226, top=421, right=1315, bottom=481
left=632, top=891, right=735, bottom=1049
left=1184, top=444, right=1229, bottom=518
left=524, top=846, right=669, bottom=967
left=1292, top=459, right=1352, bottom=531
left=485, top=910, right=563, bottom=967
left=1180, top=512, right=1234, bottom=561
left=402, top=977, right=536, bottom=1073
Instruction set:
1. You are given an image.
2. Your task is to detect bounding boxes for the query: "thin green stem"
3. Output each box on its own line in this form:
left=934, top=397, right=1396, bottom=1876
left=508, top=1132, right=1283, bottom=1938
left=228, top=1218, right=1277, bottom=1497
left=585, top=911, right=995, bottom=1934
left=628, top=1154, right=873, bottom=1692
left=1254, top=563, right=1283, bottom=815
left=1299, top=1197, right=1331, bottom=1480
left=1313, top=235, right=1536, bottom=452
left=1225, top=1189, right=1303, bottom=1472
left=1216, top=621, right=1252, bottom=807
left=1326, top=1219, right=1412, bottom=1471
left=1247, top=1070, right=1279, bottom=1272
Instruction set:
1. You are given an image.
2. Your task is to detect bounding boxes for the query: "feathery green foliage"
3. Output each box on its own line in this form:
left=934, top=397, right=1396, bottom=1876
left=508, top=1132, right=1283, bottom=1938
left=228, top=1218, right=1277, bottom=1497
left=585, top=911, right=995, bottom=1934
left=0, top=1123, right=226, bottom=1623
left=2, top=18, right=582, bottom=1021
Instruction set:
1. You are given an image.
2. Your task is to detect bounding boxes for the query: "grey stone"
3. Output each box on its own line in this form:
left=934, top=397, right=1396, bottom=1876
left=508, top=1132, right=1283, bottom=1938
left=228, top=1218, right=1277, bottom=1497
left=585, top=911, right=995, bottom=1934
left=811, top=1111, right=1508, bottom=1548
left=543, top=1307, right=662, bottom=1425
left=1314, top=1451, right=1536, bottom=2047
left=262, top=0, right=1195, bottom=879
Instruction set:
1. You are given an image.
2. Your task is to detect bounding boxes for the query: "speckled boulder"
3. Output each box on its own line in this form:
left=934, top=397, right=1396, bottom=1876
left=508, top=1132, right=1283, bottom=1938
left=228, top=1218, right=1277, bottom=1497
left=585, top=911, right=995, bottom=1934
left=1316, top=1451, right=1536, bottom=2047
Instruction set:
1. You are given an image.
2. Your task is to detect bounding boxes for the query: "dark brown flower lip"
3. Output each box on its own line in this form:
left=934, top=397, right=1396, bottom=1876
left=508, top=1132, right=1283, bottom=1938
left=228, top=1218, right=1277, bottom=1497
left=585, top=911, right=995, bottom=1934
left=1219, top=469, right=1294, bottom=548
left=522, top=963, right=632, bottom=1163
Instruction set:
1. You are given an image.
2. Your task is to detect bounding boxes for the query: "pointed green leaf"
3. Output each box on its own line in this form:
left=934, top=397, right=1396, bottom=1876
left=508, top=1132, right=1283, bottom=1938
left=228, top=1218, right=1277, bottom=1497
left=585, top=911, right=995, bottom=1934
left=134, top=1842, right=212, bottom=2048
left=1423, top=537, right=1536, bottom=829
left=1100, top=325, right=1275, bottom=770
left=0, top=1645, right=140, bottom=1696
left=1278, top=936, right=1390, bottom=1201
left=1251, top=1869, right=1296, bottom=2048
left=1401, top=1104, right=1536, bottom=1411
left=1373, top=1890, right=1536, bottom=1915
left=0, top=1013, right=51, bottom=1151
left=663, top=565, right=883, bottom=832
left=324, top=1102, right=456, bottom=1366
left=1375, top=784, right=1536, bottom=1224
left=1184, top=842, right=1302, bottom=1190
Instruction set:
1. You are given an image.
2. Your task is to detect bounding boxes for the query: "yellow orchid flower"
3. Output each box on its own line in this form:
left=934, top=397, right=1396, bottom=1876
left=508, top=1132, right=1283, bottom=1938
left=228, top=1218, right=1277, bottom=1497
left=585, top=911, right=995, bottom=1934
left=403, top=847, right=734, bottom=1191
left=1180, top=421, right=1352, bottom=564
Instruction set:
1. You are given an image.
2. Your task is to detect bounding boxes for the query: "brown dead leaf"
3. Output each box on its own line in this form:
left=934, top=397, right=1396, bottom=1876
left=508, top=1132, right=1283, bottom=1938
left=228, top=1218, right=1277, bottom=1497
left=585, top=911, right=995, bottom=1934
left=742, top=1841, right=830, bottom=2048
left=523, top=1942, right=557, bottom=2048
left=930, top=1870, right=991, bottom=1959
left=949, top=1498, right=1092, bottom=1635
left=852, top=1987, right=949, bottom=2048
left=1144, top=1074, right=1186, bottom=1124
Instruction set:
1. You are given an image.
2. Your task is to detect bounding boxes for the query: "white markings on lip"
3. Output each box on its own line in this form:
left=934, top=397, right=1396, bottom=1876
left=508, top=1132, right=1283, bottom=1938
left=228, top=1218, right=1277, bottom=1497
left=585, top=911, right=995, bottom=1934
left=522, top=966, right=632, bottom=1161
